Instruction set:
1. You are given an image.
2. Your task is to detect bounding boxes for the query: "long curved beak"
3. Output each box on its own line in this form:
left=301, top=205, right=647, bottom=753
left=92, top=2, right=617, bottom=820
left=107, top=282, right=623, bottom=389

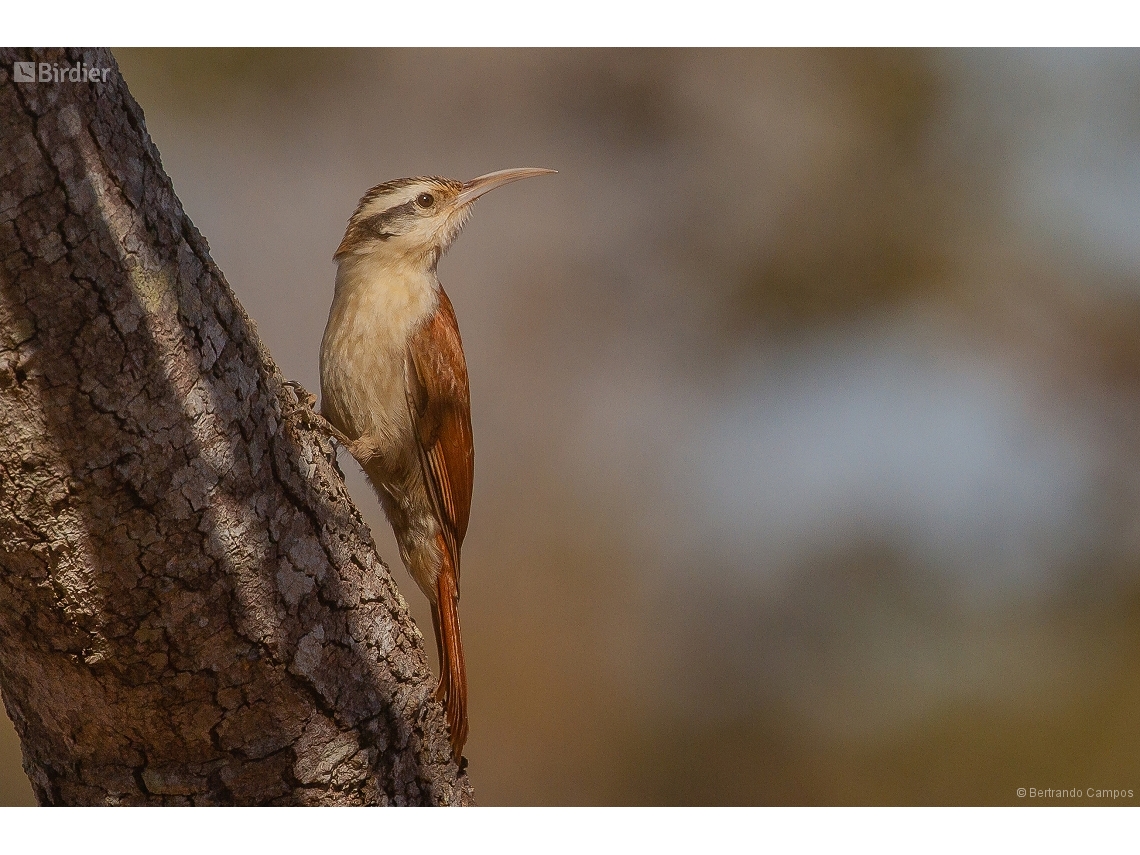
left=455, top=167, right=557, bottom=207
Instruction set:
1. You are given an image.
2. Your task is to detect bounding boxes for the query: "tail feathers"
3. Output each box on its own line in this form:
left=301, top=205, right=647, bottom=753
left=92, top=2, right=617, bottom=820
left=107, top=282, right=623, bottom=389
left=432, top=537, right=467, bottom=763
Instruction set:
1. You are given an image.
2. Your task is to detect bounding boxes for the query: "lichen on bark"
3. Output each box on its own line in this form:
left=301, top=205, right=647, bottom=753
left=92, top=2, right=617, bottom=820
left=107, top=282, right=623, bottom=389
left=0, top=47, right=472, bottom=805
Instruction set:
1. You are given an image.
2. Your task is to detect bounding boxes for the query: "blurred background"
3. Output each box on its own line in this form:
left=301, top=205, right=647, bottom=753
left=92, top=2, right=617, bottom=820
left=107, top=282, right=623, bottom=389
left=5, top=48, right=1140, bottom=805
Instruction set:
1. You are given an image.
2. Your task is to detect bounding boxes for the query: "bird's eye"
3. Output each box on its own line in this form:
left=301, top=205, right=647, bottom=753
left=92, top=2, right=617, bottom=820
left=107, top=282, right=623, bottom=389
left=416, top=192, right=435, bottom=208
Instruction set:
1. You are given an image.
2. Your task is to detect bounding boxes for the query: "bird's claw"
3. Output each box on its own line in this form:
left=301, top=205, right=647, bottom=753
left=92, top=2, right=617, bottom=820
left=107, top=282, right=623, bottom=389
left=280, top=380, right=321, bottom=431
left=280, top=379, right=354, bottom=448
left=282, top=379, right=317, bottom=412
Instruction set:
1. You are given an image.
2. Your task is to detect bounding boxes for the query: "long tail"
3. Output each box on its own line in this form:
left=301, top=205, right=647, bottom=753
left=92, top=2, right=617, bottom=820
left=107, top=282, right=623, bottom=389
left=431, top=533, right=467, bottom=762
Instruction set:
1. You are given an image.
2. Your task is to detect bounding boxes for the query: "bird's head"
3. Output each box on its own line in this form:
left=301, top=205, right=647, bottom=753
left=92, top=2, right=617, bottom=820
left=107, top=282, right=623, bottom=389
left=335, top=168, right=556, bottom=270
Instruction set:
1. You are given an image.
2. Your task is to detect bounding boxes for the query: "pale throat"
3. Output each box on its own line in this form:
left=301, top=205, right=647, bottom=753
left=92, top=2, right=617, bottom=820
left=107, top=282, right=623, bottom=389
left=335, top=247, right=439, bottom=329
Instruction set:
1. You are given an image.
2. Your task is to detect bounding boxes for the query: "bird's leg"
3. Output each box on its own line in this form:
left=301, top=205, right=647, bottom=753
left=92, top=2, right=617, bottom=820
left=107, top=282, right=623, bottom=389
left=280, top=379, right=365, bottom=454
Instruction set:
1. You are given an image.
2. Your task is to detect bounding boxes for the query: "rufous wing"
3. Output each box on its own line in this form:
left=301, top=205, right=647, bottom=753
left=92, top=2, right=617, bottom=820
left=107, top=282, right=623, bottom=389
left=404, top=286, right=474, bottom=591
left=406, top=287, right=473, bottom=761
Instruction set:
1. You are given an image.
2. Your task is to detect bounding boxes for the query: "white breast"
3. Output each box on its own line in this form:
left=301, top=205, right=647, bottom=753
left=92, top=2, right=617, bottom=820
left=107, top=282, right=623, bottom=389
left=319, top=253, right=439, bottom=448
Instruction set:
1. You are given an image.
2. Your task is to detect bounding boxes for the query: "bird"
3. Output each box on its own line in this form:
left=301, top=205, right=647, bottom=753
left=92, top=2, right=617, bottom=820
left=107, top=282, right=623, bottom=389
left=313, top=167, right=555, bottom=763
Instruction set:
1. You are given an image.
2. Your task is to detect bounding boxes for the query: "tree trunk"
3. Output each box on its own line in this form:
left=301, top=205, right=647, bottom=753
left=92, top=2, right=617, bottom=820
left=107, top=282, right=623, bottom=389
left=0, top=47, right=473, bottom=806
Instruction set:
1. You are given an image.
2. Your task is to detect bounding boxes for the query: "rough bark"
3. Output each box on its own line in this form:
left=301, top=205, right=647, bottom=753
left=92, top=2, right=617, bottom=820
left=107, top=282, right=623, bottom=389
left=0, top=47, right=473, bottom=805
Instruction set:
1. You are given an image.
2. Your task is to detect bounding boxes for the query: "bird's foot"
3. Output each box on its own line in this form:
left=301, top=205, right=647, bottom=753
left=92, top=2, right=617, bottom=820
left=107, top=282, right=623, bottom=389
left=280, top=380, right=353, bottom=447
left=280, top=380, right=381, bottom=465
left=281, top=378, right=318, bottom=412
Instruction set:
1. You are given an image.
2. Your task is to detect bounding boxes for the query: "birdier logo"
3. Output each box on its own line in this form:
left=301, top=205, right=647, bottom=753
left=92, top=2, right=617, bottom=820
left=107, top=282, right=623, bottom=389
left=12, top=61, right=110, bottom=84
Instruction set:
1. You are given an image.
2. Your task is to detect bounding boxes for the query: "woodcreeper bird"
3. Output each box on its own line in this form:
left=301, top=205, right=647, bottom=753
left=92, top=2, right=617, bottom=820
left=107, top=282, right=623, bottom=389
left=316, top=167, right=555, bottom=762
